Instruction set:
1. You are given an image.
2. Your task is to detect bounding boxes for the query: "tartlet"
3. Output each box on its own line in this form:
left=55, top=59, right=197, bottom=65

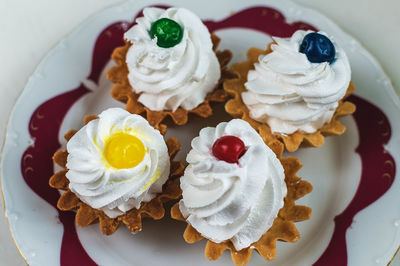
left=224, top=30, right=356, bottom=152
left=49, top=108, right=184, bottom=235
left=171, top=119, right=312, bottom=265
left=107, top=7, right=233, bottom=131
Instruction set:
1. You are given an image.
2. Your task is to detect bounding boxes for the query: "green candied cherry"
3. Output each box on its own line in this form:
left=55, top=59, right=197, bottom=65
left=149, top=18, right=184, bottom=48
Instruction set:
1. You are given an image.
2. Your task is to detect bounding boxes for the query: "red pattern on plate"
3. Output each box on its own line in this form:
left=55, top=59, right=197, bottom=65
left=313, top=95, right=396, bottom=266
left=87, top=23, right=127, bottom=84
left=20, top=84, right=94, bottom=266
left=19, top=5, right=396, bottom=265
left=205, top=6, right=317, bottom=35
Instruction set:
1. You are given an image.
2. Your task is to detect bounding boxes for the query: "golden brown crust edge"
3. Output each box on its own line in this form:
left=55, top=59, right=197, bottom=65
left=49, top=115, right=184, bottom=235
left=107, top=34, right=235, bottom=131
left=224, top=45, right=356, bottom=152
left=171, top=140, right=313, bottom=265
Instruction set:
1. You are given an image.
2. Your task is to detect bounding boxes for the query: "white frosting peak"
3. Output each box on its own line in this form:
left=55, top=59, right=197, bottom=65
left=124, top=7, right=220, bottom=111
left=242, top=30, right=351, bottom=134
left=179, top=119, right=286, bottom=250
left=66, top=108, right=170, bottom=218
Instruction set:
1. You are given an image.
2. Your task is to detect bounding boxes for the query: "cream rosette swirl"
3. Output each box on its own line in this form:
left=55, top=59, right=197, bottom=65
left=242, top=30, right=351, bottom=134
left=66, top=108, right=170, bottom=218
left=179, top=119, right=286, bottom=250
left=123, top=7, right=221, bottom=111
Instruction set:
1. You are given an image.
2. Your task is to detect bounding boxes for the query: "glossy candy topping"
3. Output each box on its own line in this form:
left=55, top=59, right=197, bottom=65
left=149, top=18, right=184, bottom=48
left=104, top=132, right=146, bottom=169
left=212, top=135, right=246, bottom=164
left=299, top=32, right=336, bottom=64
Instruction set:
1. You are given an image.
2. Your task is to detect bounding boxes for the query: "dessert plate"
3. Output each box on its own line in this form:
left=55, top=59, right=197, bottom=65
left=2, top=0, right=400, bottom=265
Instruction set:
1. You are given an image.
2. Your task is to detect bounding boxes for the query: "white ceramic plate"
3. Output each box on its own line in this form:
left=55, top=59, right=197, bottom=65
left=2, top=0, right=400, bottom=265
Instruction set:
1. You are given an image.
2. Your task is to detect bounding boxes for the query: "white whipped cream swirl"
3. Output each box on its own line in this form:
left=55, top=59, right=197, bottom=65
left=242, top=30, right=351, bottom=134
left=124, top=7, right=220, bottom=111
left=66, top=108, right=170, bottom=218
left=179, top=119, right=286, bottom=250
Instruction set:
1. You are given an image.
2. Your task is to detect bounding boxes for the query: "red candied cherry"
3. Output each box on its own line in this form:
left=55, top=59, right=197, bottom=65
left=212, top=135, right=247, bottom=164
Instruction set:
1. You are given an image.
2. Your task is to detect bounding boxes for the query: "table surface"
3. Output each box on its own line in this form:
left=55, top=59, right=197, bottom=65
left=1, top=0, right=399, bottom=265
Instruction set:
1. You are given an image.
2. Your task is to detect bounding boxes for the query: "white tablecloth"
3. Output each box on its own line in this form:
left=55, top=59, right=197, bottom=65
left=1, top=0, right=399, bottom=265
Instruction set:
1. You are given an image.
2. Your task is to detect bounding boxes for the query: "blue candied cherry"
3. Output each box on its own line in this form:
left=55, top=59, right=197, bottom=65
left=299, top=32, right=336, bottom=64
left=149, top=18, right=184, bottom=48
left=212, top=136, right=247, bottom=164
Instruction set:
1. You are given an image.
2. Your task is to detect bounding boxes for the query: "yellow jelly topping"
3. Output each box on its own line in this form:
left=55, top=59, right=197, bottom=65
left=104, top=132, right=146, bottom=169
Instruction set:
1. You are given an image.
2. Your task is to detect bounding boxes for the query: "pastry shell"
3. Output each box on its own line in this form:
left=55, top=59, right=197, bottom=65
left=171, top=140, right=313, bottom=265
left=107, top=34, right=234, bottom=132
left=49, top=115, right=184, bottom=235
left=224, top=45, right=356, bottom=152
